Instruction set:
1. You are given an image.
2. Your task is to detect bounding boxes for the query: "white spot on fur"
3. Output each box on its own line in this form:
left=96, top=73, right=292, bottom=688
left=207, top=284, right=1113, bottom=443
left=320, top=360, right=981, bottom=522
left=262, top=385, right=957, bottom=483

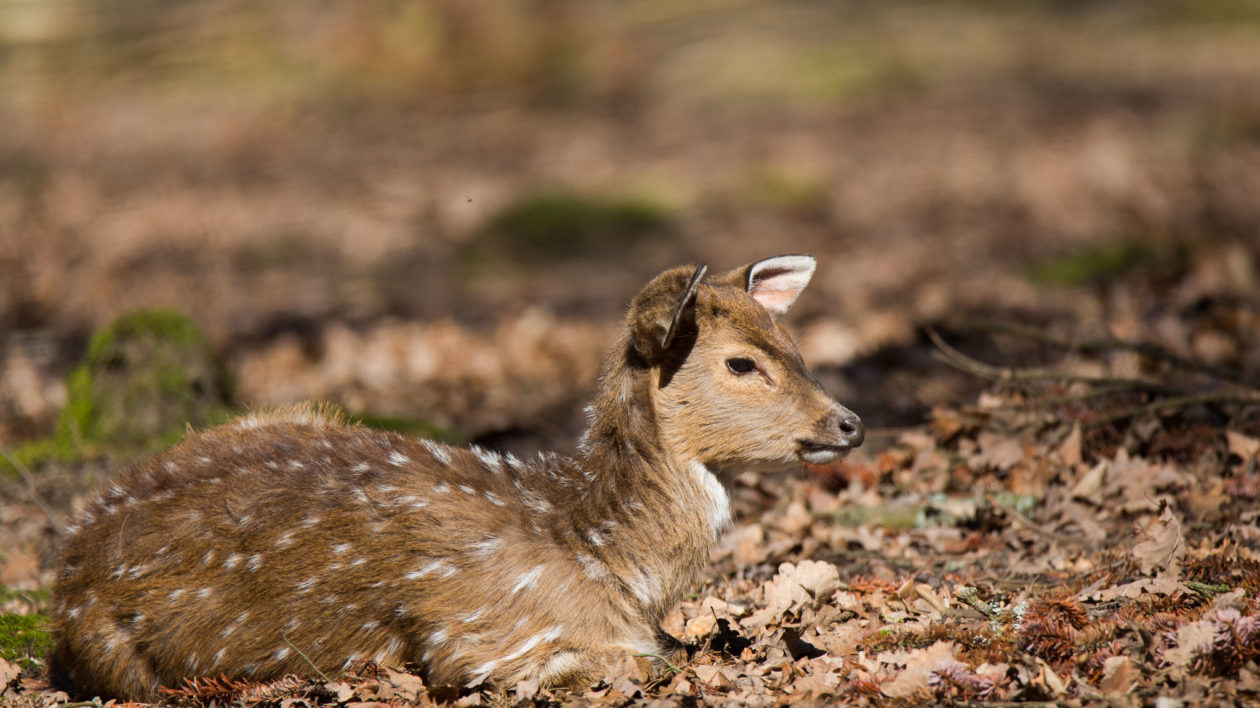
left=332, top=543, right=350, bottom=555
left=388, top=451, right=411, bottom=467
left=587, top=530, right=605, bottom=547
left=284, top=617, right=300, bottom=632
left=247, top=554, right=262, bottom=571
left=296, top=578, right=317, bottom=593
left=288, top=460, right=304, bottom=470
left=274, top=646, right=291, bottom=661
left=421, top=439, right=452, bottom=466
left=351, top=462, right=370, bottom=473
left=277, top=532, right=295, bottom=548
left=540, top=650, right=583, bottom=683
left=470, top=537, right=501, bottom=555
left=473, top=447, right=503, bottom=472
left=458, top=484, right=475, bottom=495
left=168, top=589, right=185, bottom=601
left=576, top=553, right=608, bottom=581
left=201, top=550, right=215, bottom=566
left=405, top=558, right=455, bottom=580
left=214, top=648, right=226, bottom=665
left=431, top=626, right=449, bottom=644
left=511, top=565, right=543, bottom=595
left=351, top=557, right=367, bottom=566
left=626, top=568, right=661, bottom=607
left=196, top=587, right=213, bottom=600
left=433, top=483, right=450, bottom=494
left=691, top=461, right=731, bottom=539
left=67, top=606, right=81, bottom=619
left=224, top=553, right=243, bottom=569
left=361, top=620, right=379, bottom=631
left=521, top=490, right=552, bottom=514
left=302, top=515, right=321, bottom=527
left=460, top=607, right=484, bottom=623
left=484, top=491, right=506, bottom=506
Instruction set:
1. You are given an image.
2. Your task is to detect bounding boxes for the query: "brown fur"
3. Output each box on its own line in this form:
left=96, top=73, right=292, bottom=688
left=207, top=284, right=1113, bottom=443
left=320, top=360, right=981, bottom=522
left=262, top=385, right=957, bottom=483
left=48, top=255, right=862, bottom=700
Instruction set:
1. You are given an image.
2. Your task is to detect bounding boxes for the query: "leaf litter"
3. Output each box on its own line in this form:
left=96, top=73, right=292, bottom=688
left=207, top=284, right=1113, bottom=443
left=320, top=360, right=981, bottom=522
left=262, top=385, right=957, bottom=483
left=5, top=249, right=1260, bottom=705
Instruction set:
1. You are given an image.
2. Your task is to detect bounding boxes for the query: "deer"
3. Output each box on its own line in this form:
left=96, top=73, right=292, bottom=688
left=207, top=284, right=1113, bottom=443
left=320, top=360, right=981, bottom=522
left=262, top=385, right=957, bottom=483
left=48, top=254, right=864, bottom=700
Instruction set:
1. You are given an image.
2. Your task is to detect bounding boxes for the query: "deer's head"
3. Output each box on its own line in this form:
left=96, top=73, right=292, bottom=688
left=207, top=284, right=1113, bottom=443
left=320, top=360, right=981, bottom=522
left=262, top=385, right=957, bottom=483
left=627, top=254, right=863, bottom=470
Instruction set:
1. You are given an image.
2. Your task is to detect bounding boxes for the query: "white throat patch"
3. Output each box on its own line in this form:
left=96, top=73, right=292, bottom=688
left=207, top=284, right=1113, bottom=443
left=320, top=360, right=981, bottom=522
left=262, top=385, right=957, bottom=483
left=690, top=461, right=731, bottom=540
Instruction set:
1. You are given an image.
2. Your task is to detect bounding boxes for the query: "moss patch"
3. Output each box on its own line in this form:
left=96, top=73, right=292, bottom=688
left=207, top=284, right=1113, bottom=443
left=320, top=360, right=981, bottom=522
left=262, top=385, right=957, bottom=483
left=350, top=411, right=461, bottom=444
left=0, top=614, right=53, bottom=670
left=466, top=190, right=675, bottom=270
left=4, top=310, right=234, bottom=474
left=1027, top=240, right=1156, bottom=287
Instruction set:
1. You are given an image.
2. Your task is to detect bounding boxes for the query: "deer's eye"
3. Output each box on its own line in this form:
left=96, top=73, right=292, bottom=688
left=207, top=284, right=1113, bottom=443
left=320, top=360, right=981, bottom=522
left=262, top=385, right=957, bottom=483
left=726, top=357, right=757, bottom=375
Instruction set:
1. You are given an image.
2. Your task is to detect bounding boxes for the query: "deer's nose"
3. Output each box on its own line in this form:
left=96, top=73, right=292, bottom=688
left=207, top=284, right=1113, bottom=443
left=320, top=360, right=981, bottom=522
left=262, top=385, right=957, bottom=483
left=837, top=414, right=865, bottom=448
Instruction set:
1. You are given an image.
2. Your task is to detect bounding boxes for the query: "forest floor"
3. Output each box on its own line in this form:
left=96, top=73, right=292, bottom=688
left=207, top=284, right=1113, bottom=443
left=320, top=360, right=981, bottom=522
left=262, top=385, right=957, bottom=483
left=2, top=1, right=1260, bottom=705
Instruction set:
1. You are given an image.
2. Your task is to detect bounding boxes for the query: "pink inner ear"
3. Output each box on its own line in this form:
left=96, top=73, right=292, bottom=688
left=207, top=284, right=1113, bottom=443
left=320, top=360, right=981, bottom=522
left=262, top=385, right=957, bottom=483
left=748, top=263, right=814, bottom=316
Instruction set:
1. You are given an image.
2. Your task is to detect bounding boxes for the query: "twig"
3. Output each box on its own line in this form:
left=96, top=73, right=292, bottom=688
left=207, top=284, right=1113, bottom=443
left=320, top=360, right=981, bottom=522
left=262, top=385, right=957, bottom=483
left=985, top=495, right=1072, bottom=545
left=634, top=653, right=681, bottom=674
left=969, top=319, right=1260, bottom=388
left=281, top=633, right=330, bottom=682
left=1085, top=391, right=1260, bottom=428
left=925, top=328, right=1168, bottom=391
left=954, top=586, right=999, bottom=620
left=1184, top=581, right=1232, bottom=597
left=0, top=445, right=69, bottom=536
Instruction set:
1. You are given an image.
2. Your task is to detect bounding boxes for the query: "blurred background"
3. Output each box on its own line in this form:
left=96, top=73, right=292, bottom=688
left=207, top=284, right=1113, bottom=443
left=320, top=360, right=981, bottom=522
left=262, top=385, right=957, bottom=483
left=2, top=0, right=1260, bottom=468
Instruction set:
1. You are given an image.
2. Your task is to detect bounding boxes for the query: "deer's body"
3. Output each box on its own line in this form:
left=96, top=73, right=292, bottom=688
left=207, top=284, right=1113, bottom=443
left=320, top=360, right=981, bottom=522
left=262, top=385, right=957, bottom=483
left=50, top=255, right=863, bottom=700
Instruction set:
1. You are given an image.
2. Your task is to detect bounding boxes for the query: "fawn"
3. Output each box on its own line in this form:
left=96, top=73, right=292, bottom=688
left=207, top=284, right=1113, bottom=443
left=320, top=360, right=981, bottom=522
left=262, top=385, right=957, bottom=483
left=49, top=254, right=863, bottom=700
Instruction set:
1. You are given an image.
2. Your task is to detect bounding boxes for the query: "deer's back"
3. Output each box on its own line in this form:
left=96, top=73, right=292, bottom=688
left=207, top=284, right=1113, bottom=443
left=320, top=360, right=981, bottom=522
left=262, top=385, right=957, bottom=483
left=51, top=410, right=630, bottom=697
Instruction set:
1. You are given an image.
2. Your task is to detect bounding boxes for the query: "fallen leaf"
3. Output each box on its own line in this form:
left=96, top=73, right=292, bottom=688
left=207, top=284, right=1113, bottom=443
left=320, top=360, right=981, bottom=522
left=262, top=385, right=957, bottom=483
left=879, top=641, right=958, bottom=698
left=1099, top=656, right=1134, bottom=695
left=1133, top=506, right=1185, bottom=577
left=1162, top=621, right=1218, bottom=672
left=1070, top=461, right=1107, bottom=502
left=0, top=658, right=19, bottom=688
left=763, top=561, right=841, bottom=615
left=1226, top=430, right=1260, bottom=461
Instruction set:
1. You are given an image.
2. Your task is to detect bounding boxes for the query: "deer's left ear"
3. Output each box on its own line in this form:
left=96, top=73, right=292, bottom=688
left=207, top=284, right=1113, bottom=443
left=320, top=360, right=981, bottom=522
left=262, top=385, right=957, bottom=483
left=739, top=254, right=816, bottom=316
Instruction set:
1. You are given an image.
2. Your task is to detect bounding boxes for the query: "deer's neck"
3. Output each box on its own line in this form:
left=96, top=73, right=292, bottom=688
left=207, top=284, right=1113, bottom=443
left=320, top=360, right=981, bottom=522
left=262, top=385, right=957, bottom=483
left=570, top=347, right=731, bottom=620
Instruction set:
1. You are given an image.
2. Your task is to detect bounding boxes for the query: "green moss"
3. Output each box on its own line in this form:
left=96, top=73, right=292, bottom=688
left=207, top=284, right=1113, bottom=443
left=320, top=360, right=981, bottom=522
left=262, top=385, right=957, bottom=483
left=0, top=588, right=51, bottom=614
left=0, top=614, right=53, bottom=670
left=350, top=411, right=461, bottom=444
left=467, top=190, right=675, bottom=269
left=2, top=310, right=234, bottom=475
left=1027, top=241, right=1155, bottom=287
left=742, top=168, right=830, bottom=219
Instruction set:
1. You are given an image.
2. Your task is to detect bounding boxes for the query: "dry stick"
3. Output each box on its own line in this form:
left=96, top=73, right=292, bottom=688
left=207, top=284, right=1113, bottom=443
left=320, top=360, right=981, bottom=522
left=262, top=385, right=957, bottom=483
left=969, top=319, right=1260, bottom=389
left=0, top=445, right=69, bottom=537
left=280, top=633, right=331, bottom=683
left=924, top=327, right=1169, bottom=391
left=1084, top=391, right=1260, bottom=428
left=927, top=328, right=1260, bottom=425
left=985, top=494, right=1072, bottom=546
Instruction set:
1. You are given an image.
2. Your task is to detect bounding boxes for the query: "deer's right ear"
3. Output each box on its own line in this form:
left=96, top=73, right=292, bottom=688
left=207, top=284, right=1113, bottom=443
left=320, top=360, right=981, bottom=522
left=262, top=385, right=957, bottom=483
left=716, top=254, right=816, bottom=317
left=628, top=263, right=708, bottom=362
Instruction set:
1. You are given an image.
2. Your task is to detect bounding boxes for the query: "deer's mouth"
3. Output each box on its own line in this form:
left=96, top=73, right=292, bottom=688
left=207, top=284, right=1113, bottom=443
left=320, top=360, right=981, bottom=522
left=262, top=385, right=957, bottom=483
left=796, top=440, right=852, bottom=465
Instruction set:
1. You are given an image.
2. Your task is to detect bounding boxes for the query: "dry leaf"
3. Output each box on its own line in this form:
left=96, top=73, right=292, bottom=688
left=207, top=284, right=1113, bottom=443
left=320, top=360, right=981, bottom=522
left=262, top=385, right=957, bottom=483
left=1162, top=621, right=1218, bottom=671
left=1099, top=656, right=1134, bottom=695
left=1133, top=506, right=1185, bottom=577
left=763, top=561, right=841, bottom=615
left=1057, top=424, right=1083, bottom=466
left=0, top=658, right=19, bottom=688
left=1226, top=430, right=1260, bottom=460
left=1070, top=461, right=1107, bottom=502
left=879, top=641, right=958, bottom=698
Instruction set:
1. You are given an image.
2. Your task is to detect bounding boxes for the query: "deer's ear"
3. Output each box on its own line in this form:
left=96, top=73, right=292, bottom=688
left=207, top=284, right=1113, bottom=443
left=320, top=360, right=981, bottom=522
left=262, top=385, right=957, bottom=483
left=629, top=263, right=707, bottom=362
left=739, top=254, right=816, bottom=316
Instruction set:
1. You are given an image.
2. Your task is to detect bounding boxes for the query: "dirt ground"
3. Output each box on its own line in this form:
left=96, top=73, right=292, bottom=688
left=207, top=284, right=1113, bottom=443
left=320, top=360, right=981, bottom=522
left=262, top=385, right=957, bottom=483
left=2, top=1, right=1260, bottom=705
